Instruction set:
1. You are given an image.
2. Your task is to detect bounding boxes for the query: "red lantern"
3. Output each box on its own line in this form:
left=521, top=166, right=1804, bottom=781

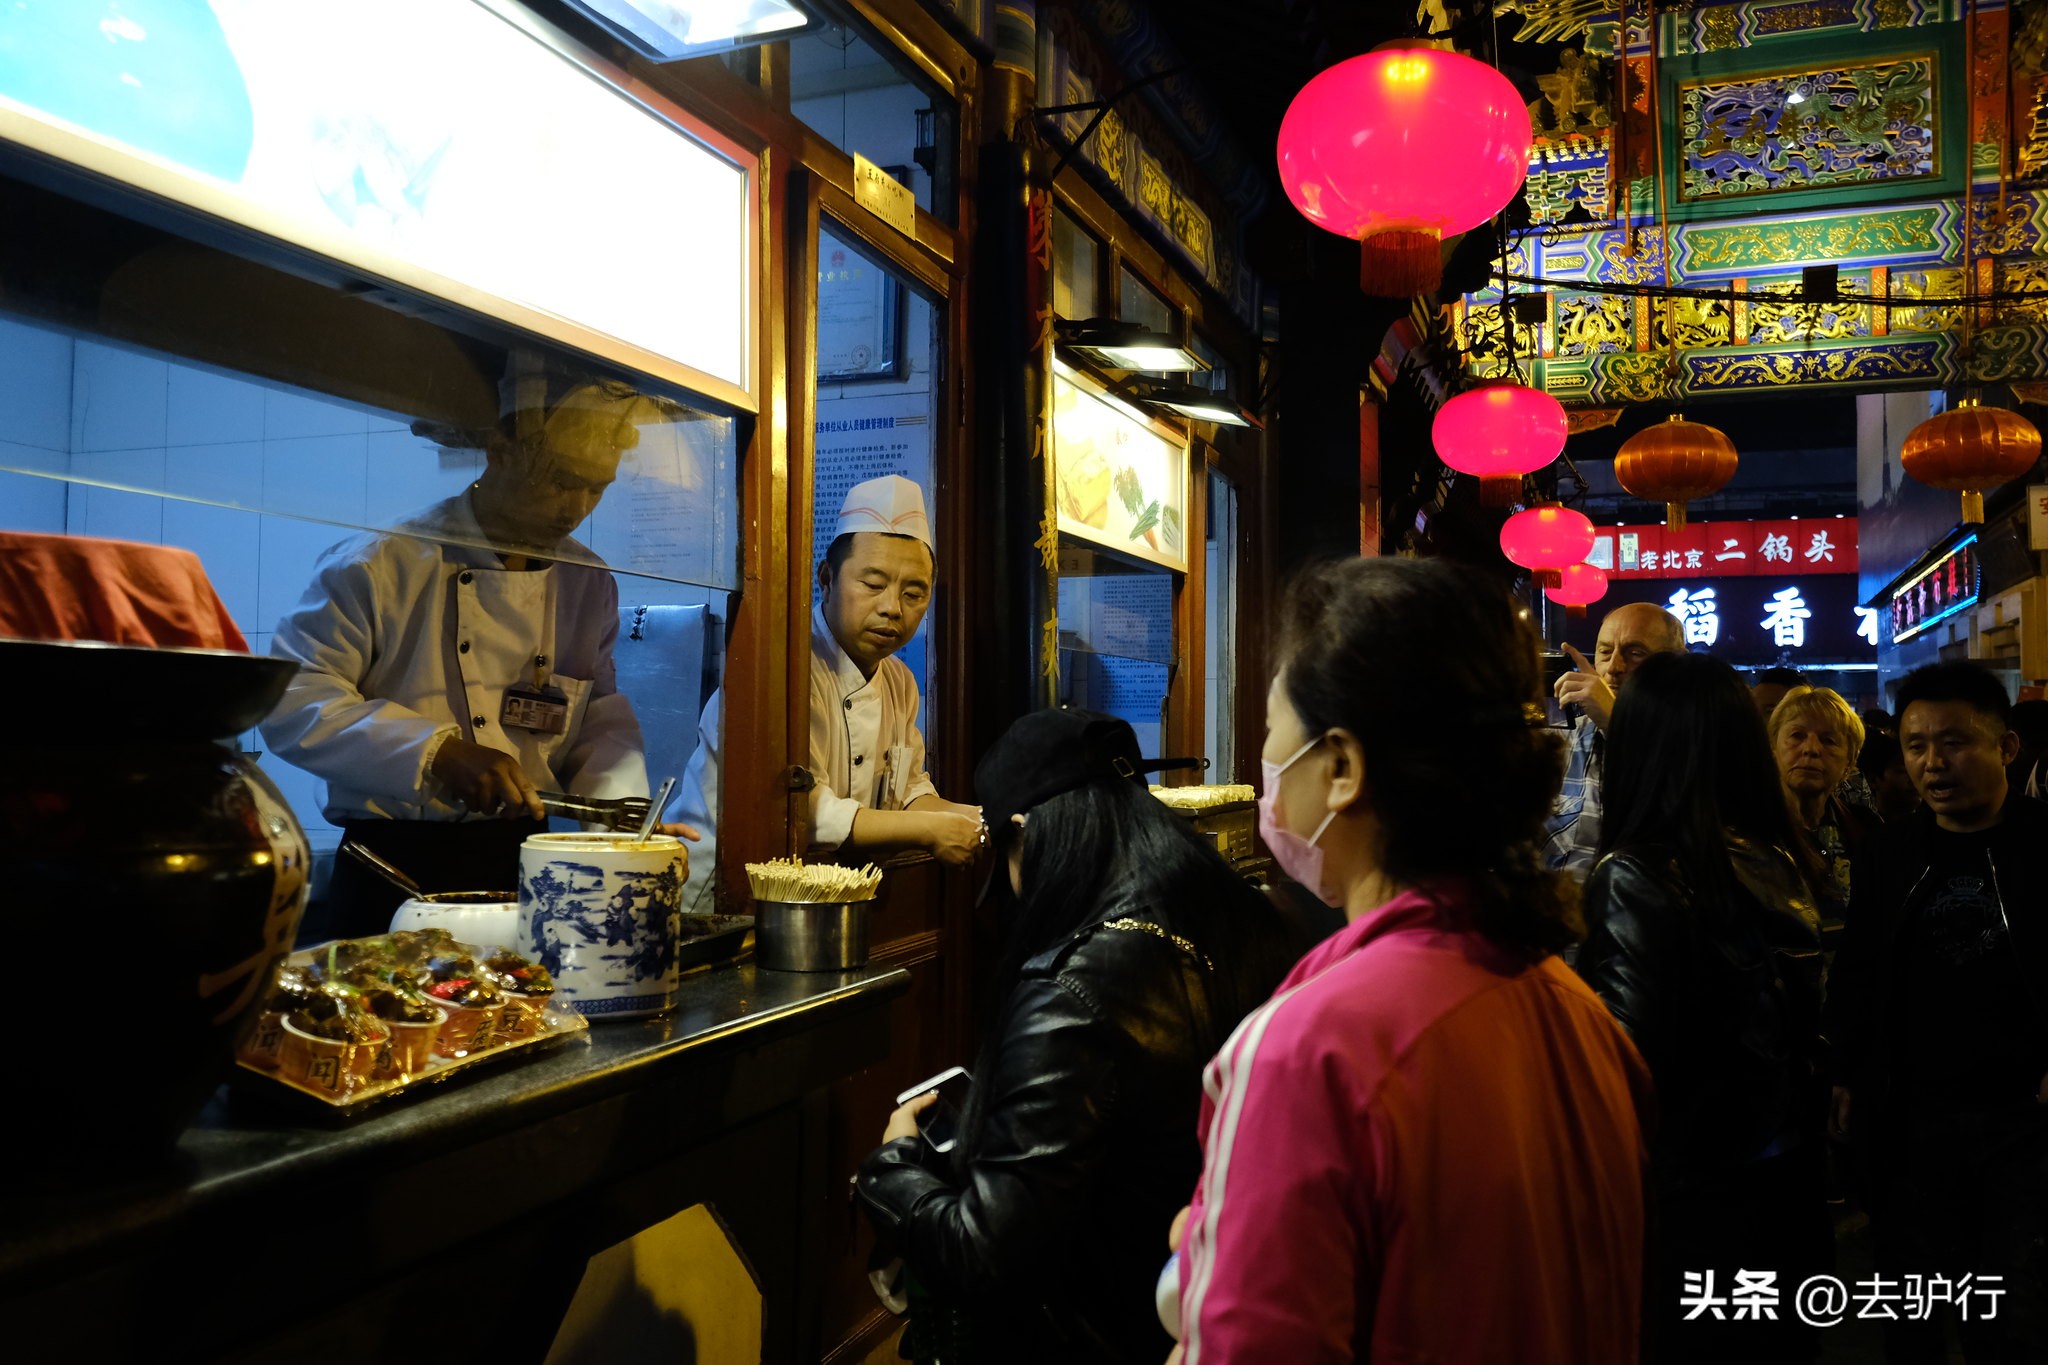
left=1615, top=415, right=1739, bottom=531
left=1277, top=45, right=1532, bottom=298
left=1500, top=504, right=1594, bottom=589
left=1544, top=561, right=1609, bottom=619
left=1901, top=395, right=2042, bottom=525
left=1433, top=382, right=1568, bottom=505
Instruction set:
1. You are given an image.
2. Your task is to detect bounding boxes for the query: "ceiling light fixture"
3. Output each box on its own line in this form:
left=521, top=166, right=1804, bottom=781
left=1119, top=379, right=1258, bottom=428
left=1054, top=319, right=1207, bottom=372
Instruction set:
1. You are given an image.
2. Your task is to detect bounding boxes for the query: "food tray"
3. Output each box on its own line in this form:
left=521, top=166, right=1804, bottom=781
left=234, top=931, right=587, bottom=1113
left=678, top=913, right=755, bottom=971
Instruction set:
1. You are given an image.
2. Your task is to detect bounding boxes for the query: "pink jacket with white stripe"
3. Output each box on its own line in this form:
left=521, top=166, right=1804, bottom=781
left=1179, top=883, right=1652, bottom=1365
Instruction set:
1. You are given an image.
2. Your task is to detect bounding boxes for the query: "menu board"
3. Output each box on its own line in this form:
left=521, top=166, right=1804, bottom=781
left=1051, top=362, right=1189, bottom=573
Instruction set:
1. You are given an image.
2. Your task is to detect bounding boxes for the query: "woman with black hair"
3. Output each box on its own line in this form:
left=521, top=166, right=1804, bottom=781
left=854, top=707, right=1299, bottom=1365
left=1577, top=650, right=1830, bottom=1364
left=1174, top=556, right=1652, bottom=1365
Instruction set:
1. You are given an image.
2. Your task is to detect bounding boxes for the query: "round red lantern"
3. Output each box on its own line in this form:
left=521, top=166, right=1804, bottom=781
left=1276, top=45, right=1532, bottom=298
left=1544, top=561, right=1609, bottom=618
left=1433, top=382, right=1568, bottom=505
left=1901, top=395, right=2042, bottom=525
left=1500, top=504, right=1594, bottom=588
left=1615, top=415, right=1740, bottom=531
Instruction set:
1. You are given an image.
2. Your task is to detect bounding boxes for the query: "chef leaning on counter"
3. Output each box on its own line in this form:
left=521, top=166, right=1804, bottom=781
left=261, top=375, right=695, bottom=942
left=667, top=475, right=985, bottom=912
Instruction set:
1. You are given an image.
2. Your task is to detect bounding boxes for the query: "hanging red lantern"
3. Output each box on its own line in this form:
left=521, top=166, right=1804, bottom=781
left=1544, top=561, right=1609, bottom=618
left=1500, top=504, right=1594, bottom=588
left=1901, top=394, right=2042, bottom=525
left=1614, top=415, right=1739, bottom=531
left=1276, top=45, right=1532, bottom=298
left=1433, top=381, right=1568, bottom=505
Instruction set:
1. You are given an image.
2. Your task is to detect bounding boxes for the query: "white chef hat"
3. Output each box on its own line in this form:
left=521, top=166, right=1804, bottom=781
left=835, top=475, right=933, bottom=550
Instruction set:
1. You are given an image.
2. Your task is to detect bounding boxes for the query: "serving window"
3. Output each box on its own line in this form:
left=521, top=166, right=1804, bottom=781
left=0, top=168, right=746, bottom=869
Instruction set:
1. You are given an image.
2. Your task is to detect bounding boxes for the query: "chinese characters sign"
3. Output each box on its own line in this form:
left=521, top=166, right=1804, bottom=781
left=1589, top=520, right=1857, bottom=580
left=1565, top=575, right=1875, bottom=665
left=1890, top=537, right=1980, bottom=645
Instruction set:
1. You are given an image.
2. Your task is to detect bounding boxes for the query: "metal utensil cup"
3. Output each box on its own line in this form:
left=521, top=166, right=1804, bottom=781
left=754, top=899, right=871, bottom=972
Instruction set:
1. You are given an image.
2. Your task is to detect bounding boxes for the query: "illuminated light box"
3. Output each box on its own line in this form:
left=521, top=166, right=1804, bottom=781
left=1051, top=361, right=1189, bottom=574
left=0, top=0, right=756, bottom=409
left=567, top=0, right=817, bottom=61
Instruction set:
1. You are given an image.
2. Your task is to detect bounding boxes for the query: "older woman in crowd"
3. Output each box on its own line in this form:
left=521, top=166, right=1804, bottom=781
left=1578, top=652, right=1830, bottom=1365
left=1172, top=556, right=1651, bottom=1365
left=1767, top=684, right=1871, bottom=915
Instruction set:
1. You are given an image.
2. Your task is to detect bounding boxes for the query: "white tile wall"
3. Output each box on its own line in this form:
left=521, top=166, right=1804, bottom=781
left=264, top=432, right=369, bottom=523
left=0, top=439, right=66, bottom=476
left=0, top=470, right=67, bottom=534
left=265, top=385, right=369, bottom=441
left=0, top=318, right=73, bottom=451
left=365, top=427, right=472, bottom=525
left=162, top=439, right=263, bottom=506
left=162, top=500, right=262, bottom=632
left=69, top=447, right=168, bottom=543
left=258, top=515, right=350, bottom=631
left=167, top=362, right=266, bottom=446
left=72, top=342, right=169, bottom=453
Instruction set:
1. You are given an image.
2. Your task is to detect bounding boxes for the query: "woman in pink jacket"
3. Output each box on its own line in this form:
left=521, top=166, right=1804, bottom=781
left=1174, top=556, right=1654, bottom=1365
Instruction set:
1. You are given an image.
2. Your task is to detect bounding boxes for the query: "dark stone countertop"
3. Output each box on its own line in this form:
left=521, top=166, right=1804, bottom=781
left=6, top=959, right=911, bottom=1294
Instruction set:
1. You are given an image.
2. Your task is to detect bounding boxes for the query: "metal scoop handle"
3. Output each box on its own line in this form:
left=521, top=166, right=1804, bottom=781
left=341, top=840, right=426, bottom=899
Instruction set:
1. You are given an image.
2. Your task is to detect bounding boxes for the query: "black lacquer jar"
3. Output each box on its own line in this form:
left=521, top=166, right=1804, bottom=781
left=2, top=639, right=307, bottom=1168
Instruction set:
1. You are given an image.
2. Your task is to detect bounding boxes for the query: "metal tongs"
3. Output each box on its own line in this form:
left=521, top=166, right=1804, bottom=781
left=537, top=791, right=651, bottom=832
left=538, top=777, right=676, bottom=837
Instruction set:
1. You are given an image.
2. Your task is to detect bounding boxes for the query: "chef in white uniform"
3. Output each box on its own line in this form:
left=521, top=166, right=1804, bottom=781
left=669, top=475, right=984, bottom=912
left=263, top=380, right=683, bottom=940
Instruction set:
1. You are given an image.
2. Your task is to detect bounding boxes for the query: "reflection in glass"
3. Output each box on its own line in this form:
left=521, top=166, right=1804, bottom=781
left=1054, top=209, right=1100, bottom=320
left=1119, top=265, right=1175, bottom=337
left=1057, top=542, right=1174, bottom=759
left=789, top=23, right=954, bottom=222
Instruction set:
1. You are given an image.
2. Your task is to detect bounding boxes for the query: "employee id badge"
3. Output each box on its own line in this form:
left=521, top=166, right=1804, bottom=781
left=501, top=681, right=569, bottom=734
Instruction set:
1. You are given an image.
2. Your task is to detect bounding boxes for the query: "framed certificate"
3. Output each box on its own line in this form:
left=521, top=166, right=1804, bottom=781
left=817, top=225, right=907, bottom=383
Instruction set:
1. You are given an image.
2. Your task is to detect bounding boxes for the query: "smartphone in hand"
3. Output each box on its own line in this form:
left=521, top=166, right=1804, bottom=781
left=896, top=1065, right=973, bottom=1154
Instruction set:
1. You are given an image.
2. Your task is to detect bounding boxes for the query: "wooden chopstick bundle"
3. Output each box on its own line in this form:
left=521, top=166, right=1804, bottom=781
left=745, top=857, right=884, bottom=903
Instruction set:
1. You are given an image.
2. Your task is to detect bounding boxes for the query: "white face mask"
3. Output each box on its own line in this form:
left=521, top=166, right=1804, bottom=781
left=1259, top=734, right=1340, bottom=905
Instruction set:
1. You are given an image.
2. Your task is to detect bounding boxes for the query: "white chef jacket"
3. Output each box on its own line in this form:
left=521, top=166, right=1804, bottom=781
left=668, top=602, right=937, bottom=912
left=261, top=490, right=647, bottom=823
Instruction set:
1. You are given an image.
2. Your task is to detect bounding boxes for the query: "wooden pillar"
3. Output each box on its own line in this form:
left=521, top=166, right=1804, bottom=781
left=1360, top=390, right=1383, bottom=557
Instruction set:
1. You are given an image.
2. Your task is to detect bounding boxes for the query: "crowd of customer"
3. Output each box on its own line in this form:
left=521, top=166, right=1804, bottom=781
left=853, top=556, right=2046, bottom=1365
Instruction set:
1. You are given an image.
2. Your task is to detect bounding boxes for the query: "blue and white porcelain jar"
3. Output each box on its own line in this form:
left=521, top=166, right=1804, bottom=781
left=517, top=833, right=685, bottom=1019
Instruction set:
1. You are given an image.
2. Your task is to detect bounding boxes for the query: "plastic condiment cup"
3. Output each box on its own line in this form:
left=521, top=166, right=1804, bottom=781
left=428, top=989, right=505, bottom=1058
left=369, top=1005, right=447, bottom=1080
left=278, top=1015, right=388, bottom=1096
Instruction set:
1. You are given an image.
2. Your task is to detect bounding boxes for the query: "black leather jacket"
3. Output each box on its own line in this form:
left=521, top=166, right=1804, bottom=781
left=1827, top=797, right=2048, bottom=1125
left=1577, top=835, right=1825, bottom=1191
left=855, top=905, right=1277, bottom=1365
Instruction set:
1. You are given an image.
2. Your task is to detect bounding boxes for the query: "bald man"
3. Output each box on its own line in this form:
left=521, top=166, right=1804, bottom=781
left=1543, top=601, right=1687, bottom=877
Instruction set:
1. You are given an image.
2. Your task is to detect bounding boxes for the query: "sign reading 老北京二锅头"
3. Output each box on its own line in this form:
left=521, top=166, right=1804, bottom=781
left=1588, top=520, right=1857, bottom=580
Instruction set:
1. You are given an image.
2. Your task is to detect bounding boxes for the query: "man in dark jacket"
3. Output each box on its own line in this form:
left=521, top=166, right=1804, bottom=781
left=1828, top=661, right=2048, bottom=1363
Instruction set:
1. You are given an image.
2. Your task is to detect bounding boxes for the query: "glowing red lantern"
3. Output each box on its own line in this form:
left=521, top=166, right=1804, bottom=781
left=1901, top=395, right=2042, bottom=525
left=1500, top=504, right=1594, bottom=589
left=1277, top=45, right=1532, bottom=298
left=1615, top=415, right=1739, bottom=531
left=1433, top=382, right=1568, bottom=505
left=1544, top=561, right=1609, bottom=618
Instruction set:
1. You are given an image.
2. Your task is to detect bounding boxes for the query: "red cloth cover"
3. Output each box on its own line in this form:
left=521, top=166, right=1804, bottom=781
left=0, top=531, right=248, bottom=651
